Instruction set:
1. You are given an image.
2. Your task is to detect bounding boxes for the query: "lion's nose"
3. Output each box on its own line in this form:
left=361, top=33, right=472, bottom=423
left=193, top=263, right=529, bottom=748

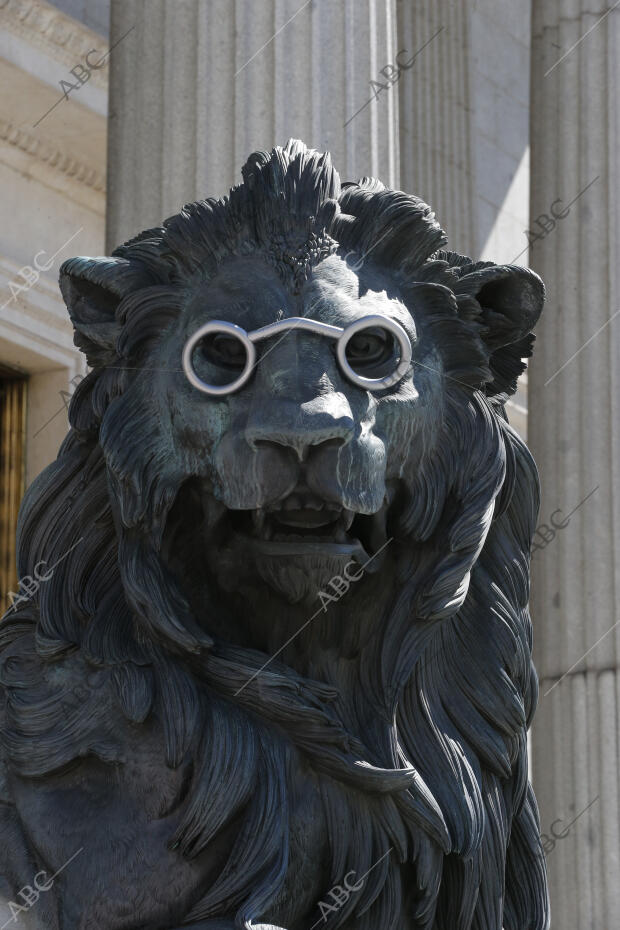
left=244, top=398, right=355, bottom=461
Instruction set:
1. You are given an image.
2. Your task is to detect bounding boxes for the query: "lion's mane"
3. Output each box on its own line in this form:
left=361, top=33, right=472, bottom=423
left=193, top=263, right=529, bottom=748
left=0, top=141, right=548, bottom=930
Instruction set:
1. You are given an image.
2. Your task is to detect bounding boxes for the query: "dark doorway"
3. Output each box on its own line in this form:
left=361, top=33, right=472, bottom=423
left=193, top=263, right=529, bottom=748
left=0, top=366, right=27, bottom=614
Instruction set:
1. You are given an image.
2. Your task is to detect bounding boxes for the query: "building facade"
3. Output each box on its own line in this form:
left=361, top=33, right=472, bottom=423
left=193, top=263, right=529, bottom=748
left=0, top=0, right=108, bottom=601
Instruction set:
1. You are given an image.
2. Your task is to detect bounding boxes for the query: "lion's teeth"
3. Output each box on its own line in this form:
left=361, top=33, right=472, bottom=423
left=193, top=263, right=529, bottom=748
left=251, top=510, right=271, bottom=539
left=303, top=497, right=325, bottom=511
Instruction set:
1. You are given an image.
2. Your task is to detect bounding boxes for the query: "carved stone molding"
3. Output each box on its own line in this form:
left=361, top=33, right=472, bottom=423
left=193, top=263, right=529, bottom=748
left=0, top=116, right=105, bottom=192
left=0, top=0, right=108, bottom=88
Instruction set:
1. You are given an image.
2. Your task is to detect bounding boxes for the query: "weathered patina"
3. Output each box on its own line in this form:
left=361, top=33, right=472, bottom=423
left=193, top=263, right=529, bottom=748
left=0, top=140, right=548, bottom=930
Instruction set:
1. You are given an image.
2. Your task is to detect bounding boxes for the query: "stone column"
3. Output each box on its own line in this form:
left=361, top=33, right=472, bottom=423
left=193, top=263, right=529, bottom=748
left=528, top=3, right=620, bottom=928
left=397, top=0, right=475, bottom=254
left=106, top=0, right=399, bottom=250
left=397, top=0, right=531, bottom=263
left=397, top=0, right=531, bottom=439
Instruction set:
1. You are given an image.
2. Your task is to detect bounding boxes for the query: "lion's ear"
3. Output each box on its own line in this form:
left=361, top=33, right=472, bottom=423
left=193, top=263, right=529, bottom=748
left=453, top=263, right=545, bottom=399
left=453, top=264, right=545, bottom=347
left=59, top=257, right=150, bottom=367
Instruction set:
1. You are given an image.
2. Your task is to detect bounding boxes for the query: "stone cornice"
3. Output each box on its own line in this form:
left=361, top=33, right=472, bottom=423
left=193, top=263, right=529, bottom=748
left=0, top=115, right=106, bottom=193
left=0, top=0, right=108, bottom=89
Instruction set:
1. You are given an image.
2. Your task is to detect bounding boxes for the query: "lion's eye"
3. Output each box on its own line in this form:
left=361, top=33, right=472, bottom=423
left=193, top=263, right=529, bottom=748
left=344, top=327, right=394, bottom=371
left=199, top=333, right=248, bottom=370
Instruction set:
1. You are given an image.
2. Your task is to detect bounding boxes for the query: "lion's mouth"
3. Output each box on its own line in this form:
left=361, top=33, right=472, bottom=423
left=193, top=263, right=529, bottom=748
left=252, top=502, right=352, bottom=541
left=227, top=492, right=384, bottom=564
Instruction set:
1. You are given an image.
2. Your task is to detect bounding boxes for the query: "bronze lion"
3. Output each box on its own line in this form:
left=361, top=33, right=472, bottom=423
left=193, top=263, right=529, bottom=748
left=0, top=140, right=548, bottom=930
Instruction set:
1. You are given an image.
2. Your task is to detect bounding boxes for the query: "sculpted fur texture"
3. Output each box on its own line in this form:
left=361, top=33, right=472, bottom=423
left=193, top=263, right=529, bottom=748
left=0, top=140, right=549, bottom=930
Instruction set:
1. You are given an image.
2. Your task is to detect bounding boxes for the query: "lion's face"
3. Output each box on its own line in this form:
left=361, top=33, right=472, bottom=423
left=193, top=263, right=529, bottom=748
left=57, top=140, right=544, bottom=644
left=147, top=253, right=443, bottom=602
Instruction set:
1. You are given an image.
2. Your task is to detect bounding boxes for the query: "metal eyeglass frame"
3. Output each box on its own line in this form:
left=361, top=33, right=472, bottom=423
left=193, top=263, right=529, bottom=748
left=182, top=314, right=412, bottom=397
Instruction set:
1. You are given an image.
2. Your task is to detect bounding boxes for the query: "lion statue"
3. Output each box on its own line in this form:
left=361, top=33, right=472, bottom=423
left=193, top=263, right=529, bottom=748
left=0, top=140, right=549, bottom=930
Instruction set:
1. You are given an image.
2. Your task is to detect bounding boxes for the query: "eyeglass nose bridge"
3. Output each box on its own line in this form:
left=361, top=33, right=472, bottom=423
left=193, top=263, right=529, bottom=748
left=182, top=314, right=412, bottom=396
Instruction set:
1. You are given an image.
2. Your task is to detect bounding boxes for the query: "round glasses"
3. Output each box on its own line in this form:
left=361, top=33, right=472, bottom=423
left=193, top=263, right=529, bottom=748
left=182, top=314, right=412, bottom=397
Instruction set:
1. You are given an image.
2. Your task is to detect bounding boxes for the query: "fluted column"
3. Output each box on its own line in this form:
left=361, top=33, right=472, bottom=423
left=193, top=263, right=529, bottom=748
left=397, top=0, right=475, bottom=253
left=529, top=3, right=620, bottom=928
left=397, top=0, right=531, bottom=265
left=106, top=0, right=399, bottom=249
left=397, top=0, right=531, bottom=438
